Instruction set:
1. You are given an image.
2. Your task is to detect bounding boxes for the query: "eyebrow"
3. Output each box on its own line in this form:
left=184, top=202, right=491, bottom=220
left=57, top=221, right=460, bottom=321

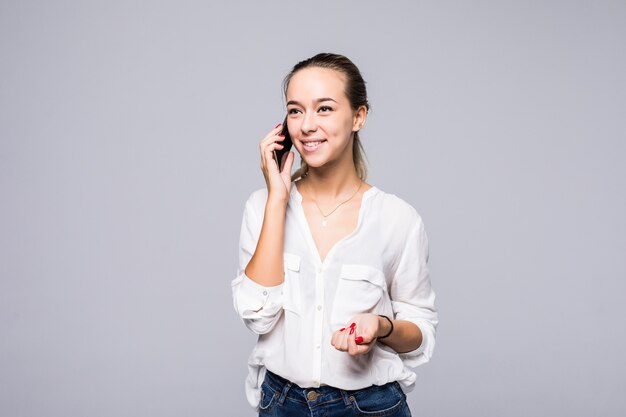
left=286, top=97, right=337, bottom=106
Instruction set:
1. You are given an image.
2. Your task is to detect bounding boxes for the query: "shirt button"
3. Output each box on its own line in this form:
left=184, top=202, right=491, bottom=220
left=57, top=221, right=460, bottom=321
left=316, top=345, right=321, bottom=349
left=317, top=305, right=322, bottom=311
left=262, top=291, right=267, bottom=296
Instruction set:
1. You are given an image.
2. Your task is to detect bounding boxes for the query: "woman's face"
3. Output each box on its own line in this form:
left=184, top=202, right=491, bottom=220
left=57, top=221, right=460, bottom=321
left=286, top=67, right=364, bottom=171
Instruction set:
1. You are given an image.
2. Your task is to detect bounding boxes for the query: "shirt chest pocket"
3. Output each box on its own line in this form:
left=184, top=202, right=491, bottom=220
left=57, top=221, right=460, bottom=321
left=282, top=252, right=301, bottom=317
left=331, top=264, right=387, bottom=327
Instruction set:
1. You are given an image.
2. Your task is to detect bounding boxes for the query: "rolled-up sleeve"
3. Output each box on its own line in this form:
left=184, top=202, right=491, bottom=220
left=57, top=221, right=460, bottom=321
left=390, top=211, right=438, bottom=367
left=231, top=195, right=285, bottom=334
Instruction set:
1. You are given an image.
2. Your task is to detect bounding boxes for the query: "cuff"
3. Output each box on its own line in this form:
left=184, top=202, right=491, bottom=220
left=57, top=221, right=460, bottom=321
left=398, top=320, right=436, bottom=368
left=236, top=273, right=284, bottom=319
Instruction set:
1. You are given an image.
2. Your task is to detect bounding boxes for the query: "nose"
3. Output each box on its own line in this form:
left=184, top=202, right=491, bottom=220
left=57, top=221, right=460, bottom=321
left=300, top=112, right=317, bottom=134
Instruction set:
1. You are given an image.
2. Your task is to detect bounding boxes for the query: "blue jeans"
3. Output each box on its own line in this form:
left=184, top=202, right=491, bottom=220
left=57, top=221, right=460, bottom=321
left=259, top=370, right=412, bottom=417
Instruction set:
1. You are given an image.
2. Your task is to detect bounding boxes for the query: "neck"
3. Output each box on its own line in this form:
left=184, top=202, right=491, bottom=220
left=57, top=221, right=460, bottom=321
left=301, top=165, right=362, bottom=202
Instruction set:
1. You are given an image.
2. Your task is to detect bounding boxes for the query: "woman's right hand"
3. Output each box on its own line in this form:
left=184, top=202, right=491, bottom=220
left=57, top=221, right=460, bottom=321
left=259, top=123, right=295, bottom=203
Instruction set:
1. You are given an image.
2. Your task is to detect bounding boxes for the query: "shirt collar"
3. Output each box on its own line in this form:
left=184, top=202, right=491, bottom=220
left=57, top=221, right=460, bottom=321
left=290, top=182, right=379, bottom=205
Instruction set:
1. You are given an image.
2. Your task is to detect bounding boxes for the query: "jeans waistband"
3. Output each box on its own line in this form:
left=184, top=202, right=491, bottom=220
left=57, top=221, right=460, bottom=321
left=264, top=370, right=403, bottom=401
left=264, top=370, right=353, bottom=406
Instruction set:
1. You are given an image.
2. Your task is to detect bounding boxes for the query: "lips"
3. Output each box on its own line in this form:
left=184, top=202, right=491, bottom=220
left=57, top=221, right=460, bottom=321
left=301, top=140, right=327, bottom=151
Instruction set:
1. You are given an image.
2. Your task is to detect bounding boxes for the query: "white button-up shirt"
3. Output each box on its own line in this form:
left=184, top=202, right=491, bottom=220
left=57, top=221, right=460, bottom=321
left=231, top=184, right=437, bottom=408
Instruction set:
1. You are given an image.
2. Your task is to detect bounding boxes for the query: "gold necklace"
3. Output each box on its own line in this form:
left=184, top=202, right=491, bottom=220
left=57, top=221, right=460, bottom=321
left=306, top=180, right=363, bottom=227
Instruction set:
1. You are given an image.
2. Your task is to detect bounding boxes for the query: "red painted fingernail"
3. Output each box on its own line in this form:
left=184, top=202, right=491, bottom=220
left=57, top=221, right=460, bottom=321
left=355, top=336, right=364, bottom=344
left=275, top=123, right=282, bottom=128
left=339, top=328, right=346, bottom=332
left=349, top=327, right=355, bottom=335
left=278, top=135, right=285, bottom=138
left=350, top=322, right=356, bottom=328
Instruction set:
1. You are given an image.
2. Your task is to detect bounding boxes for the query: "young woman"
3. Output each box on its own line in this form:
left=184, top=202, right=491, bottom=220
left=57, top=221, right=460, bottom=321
left=232, top=53, right=437, bottom=417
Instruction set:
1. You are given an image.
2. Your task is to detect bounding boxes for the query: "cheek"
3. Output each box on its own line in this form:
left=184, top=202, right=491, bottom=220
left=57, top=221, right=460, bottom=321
left=321, top=117, right=350, bottom=137
left=286, top=120, right=297, bottom=138
left=332, top=118, right=355, bottom=140
left=288, top=117, right=307, bottom=134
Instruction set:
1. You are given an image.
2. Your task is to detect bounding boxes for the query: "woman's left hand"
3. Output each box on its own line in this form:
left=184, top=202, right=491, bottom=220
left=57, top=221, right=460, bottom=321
left=330, top=313, right=381, bottom=356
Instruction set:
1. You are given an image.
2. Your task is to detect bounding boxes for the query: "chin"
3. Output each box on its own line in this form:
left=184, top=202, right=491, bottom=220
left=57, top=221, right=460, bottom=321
left=302, top=156, right=327, bottom=169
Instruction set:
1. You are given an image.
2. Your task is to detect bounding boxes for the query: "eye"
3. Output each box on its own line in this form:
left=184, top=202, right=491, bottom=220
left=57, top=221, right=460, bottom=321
left=318, top=106, right=333, bottom=112
left=288, top=108, right=301, bottom=115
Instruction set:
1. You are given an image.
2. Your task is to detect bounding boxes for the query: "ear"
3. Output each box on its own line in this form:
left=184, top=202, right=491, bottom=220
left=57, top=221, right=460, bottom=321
left=351, top=105, right=368, bottom=132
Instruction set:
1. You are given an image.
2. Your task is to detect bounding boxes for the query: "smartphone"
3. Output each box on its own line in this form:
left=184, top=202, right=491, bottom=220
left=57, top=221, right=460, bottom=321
left=273, top=115, right=293, bottom=172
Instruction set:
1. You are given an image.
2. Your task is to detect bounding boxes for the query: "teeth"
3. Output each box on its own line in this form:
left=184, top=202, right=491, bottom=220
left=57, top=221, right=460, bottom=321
left=304, top=141, right=324, bottom=147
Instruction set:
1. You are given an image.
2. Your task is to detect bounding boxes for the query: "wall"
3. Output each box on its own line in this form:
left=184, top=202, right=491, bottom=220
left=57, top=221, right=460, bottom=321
left=1, top=1, right=624, bottom=416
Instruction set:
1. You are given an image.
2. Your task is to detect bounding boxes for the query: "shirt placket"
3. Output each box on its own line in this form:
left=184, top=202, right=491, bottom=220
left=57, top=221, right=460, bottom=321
left=312, top=263, right=325, bottom=387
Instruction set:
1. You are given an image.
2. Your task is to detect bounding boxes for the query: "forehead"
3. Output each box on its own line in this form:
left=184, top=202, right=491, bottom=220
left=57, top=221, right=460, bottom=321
left=286, top=67, right=346, bottom=101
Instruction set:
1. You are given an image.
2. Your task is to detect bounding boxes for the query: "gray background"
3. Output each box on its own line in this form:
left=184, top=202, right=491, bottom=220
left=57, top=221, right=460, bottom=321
left=1, top=1, right=625, bottom=416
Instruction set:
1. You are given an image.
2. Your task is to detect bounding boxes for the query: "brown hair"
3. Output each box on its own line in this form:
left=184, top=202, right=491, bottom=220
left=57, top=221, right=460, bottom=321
left=282, top=53, right=370, bottom=181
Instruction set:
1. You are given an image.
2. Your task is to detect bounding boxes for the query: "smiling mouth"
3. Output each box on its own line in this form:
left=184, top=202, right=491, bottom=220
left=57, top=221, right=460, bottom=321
left=302, top=140, right=326, bottom=150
